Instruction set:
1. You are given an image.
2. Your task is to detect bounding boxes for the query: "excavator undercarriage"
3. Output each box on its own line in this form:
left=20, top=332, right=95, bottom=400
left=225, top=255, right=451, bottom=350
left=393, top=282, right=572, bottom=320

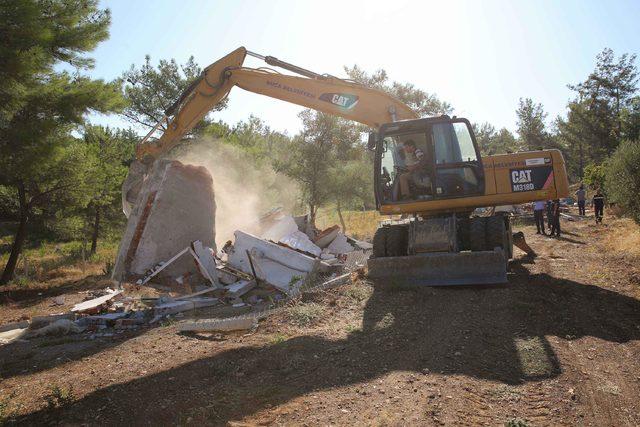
left=368, top=214, right=512, bottom=286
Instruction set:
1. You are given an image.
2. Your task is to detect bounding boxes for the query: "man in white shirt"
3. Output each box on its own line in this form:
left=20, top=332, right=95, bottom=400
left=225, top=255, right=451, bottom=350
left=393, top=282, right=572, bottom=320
left=533, top=200, right=547, bottom=235
left=399, top=140, right=430, bottom=200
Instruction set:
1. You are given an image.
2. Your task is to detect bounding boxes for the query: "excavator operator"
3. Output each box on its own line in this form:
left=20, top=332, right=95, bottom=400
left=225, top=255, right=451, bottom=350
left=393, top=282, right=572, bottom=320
left=399, top=140, right=431, bottom=200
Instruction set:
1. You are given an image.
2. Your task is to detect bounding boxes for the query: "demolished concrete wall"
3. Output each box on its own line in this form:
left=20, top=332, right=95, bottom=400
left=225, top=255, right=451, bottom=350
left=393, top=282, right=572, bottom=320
left=112, top=160, right=216, bottom=282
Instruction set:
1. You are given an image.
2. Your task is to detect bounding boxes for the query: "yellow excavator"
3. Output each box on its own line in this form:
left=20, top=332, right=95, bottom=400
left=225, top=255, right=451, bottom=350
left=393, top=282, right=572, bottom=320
left=123, top=47, right=569, bottom=286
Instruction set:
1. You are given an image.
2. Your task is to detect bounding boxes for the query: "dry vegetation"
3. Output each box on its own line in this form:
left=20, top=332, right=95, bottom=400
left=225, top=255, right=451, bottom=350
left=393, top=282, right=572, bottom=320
left=316, top=207, right=383, bottom=240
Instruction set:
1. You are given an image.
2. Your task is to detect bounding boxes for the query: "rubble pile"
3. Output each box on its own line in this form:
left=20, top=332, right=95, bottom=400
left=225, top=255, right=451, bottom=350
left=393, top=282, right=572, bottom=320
left=0, top=209, right=370, bottom=343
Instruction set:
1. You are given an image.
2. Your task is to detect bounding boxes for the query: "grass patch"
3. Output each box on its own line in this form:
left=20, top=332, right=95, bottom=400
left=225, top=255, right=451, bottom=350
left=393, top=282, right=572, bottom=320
left=343, top=283, right=372, bottom=303
left=0, top=238, right=119, bottom=290
left=603, top=217, right=640, bottom=258
left=270, top=333, right=288, bottom=344
left=286, top=303, right=326, bottom=327
left=43, top=385, right=75, bottom=410
left=505, top=419, right=529, bottom=427
left=316, top=208, right=383, bottom=240
left=374, top=312, right=395, bottom=330
left=515, top=336, right=554, bottom=378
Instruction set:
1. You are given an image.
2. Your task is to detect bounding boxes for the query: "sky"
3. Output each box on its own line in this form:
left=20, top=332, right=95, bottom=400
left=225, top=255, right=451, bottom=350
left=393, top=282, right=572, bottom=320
left=86, top=0, right=640, bottom=136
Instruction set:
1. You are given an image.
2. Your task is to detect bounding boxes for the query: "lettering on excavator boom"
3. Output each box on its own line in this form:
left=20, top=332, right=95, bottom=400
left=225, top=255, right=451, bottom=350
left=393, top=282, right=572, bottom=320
left=319, top=93, right=359, bottom=109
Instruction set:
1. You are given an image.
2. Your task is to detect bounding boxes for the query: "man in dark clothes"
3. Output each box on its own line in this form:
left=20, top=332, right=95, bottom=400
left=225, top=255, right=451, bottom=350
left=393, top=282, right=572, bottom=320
left=575, top=184, right=586, bottom=215
left=550, top=199, right=561, bottom=237
left=546, top=200, right=553, bottom=232
left=593, top=188, right=605, bottom=224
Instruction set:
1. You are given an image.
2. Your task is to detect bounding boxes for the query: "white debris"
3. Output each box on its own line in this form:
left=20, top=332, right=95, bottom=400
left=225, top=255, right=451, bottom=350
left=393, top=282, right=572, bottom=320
left=326, top=232, right=354, bottom=255
left=190, top=240, right=220, bottom=287
left=154, top=297, right=219, bottom=316
left=279, top=230, right=322, bottom=257
left=71, top=289, right=122, bottom=313
left=178, top=317, right=256, bottom=332
left=261, top=215, right=299, bottom=241
left=224, top=279, right=256, bottom=298
left=27, top=319, right=84, bottom=338
left=227, top=231, right=330, bottom=295
left=314, top=225, right=340, bottom=249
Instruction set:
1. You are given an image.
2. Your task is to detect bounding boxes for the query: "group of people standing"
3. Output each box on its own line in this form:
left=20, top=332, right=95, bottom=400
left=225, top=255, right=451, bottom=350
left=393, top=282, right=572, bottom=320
left=575, top=185, right=605, bottom=223
left=533, top=199, right=562, bottom=237
left=533, top=185, right=606, bottom=238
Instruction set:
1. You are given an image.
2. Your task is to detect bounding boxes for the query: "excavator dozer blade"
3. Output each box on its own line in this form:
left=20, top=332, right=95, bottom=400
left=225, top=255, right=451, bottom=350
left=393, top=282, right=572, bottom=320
left=366, top=250, right=508, bottom=288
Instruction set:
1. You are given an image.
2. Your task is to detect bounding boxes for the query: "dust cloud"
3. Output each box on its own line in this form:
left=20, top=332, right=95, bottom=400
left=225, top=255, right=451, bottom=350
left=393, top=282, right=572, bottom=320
left=176, top=138, right=300, bottom=247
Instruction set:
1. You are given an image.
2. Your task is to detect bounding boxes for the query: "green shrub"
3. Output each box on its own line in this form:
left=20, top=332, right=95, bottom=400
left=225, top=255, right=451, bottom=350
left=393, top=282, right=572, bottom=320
left=583, top=163, right=606, bottom=189
left=605, top=140, right=640, bottom=223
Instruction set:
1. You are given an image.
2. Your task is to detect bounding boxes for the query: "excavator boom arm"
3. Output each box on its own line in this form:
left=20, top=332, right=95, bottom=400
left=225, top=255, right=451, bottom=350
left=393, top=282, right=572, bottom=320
left=136, top=47, right=418, bottom=159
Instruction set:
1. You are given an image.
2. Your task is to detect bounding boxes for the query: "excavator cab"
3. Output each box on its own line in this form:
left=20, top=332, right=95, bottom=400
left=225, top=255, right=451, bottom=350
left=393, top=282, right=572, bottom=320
left=373, top=116, right=484, bottom=210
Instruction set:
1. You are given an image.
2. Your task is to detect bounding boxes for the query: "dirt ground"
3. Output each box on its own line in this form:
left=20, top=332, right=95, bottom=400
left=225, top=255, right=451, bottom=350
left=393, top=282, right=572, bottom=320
left=1, top=213, right=639, bottom=426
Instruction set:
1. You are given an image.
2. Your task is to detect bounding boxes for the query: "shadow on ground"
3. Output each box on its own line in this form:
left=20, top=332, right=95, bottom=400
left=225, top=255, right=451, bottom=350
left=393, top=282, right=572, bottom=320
left=15, top=257, right=640, bottom=425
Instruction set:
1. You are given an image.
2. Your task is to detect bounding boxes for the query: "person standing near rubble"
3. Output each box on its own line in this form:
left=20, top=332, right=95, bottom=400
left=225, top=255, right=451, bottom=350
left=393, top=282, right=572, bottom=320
left=575, top=184, right=586, bottom=216
left=546, top=200, right=553, bottom=232
left=533, top=200, right=547, bottom=234
left=550, top=199, right=561, bottom=238
left=593, top=188, right=605, bottom=224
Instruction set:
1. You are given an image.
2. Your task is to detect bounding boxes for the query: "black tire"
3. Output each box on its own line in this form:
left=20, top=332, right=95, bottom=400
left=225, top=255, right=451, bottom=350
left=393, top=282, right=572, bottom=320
left=457, top=218, right=471, bottom=251
left=469, top=217, right=487, bottom=252
left=486, top=215, right=508, bottom=251
left=372, top=226, right=388, bottom=258
left=386, top=225, right=409, bottom=257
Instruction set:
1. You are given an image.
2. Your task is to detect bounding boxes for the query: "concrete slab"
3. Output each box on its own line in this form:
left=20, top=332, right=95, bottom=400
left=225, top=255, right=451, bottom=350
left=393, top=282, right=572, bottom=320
left=224, top=279, right=256, bottom=298
left=178, top=317, right=256, bottom=332
left=227, top=231, right=331, bottom=294
left=261, top=215, right=299, bottom=241
left=279, top=231, right=322, bottom=257
left=314, top=225, right=340, bottom=248
left=71, top=290, right=122, bottom=313
left=326, top=232, right=354, bottom=255
left=112, top=160, right=216, bottom=281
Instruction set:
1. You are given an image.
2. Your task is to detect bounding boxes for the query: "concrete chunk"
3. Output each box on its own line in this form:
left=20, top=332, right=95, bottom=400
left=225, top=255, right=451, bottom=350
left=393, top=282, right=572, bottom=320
left=113, top=160, right=216, bottom=281
left=178, top=317, right=256, bottom=332
left=224, top=279, right=256, bottom=298
left=71, top=290, right=122, bottom=313
left=227, top=231, right=331, bottom=294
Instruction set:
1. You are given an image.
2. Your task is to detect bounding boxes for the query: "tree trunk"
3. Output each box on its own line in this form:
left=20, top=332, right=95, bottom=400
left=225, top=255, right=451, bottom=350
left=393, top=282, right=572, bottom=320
left=1, top=183, right=29, bottom=285
left=90, top=205, right=100, bottom=255
left=579, top=140, right=584, bottom=180
left=309, top=203, right=317, bottom=229
left=336, top=201, right=347, bottom=233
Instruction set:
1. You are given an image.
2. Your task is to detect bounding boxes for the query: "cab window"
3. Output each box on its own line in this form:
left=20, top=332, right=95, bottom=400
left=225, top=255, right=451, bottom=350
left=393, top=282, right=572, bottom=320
left=378, top=132, right=433, bottom=203
left=431, top=122, right=482, bottom=198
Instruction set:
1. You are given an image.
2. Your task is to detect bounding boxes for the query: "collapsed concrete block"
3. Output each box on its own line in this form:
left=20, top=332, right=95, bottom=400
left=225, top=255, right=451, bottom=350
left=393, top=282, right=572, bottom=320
left=154, top=300, right=194, bottom=316
left=224, top=279, right=256, bottom=298
left=178, top=317, right=256, bottom=332
left=153, top=297, right=219, bottom=316
left=261, top=214, right=299, bottom=242
left=326, top=233, right=354, bottom=255
left=190, top=240, right=220, bottom=286
left=227, top=231, right=331, bottom=295
left=112, top=160, right=216, bottom=282
left=314, top=225, right=340, bottom=249
left=71, top=290, right=122, bottom=313
left=279, top=231, right=322, bottom=257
